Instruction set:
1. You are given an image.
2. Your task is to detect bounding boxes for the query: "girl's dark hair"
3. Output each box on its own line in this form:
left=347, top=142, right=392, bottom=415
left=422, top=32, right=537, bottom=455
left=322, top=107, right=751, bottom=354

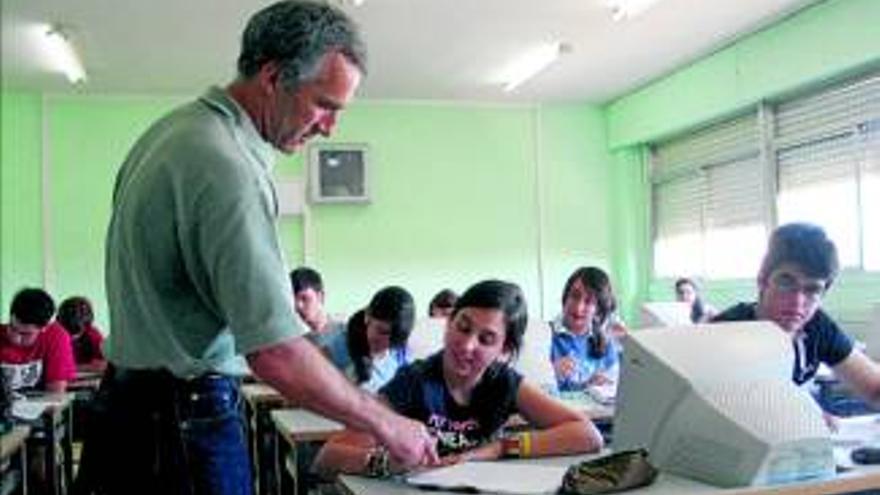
left=428, top=289, right=458, bottom=316
left=57, top=296, right=94, bottom=335
left=449, top=280, right=528, bottom=358
left=562, top=267, right=616, bottom=359
left=675, top=278, right=706, bottom=324
left=346, top=286, right=415, bottom=383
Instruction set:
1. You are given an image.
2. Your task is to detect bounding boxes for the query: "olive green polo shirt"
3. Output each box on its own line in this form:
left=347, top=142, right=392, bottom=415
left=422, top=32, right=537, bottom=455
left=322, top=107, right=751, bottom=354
left=104, top=87, right=305, bottom=378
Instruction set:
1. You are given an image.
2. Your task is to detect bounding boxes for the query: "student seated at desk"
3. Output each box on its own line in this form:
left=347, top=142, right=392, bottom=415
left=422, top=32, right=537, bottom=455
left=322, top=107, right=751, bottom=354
left=551, top=267, right=626, bottom=392
left=314, top=280, right=603, bottom=478
left=428, top=288, right=458, bottom=319
left=674, top=277, right=717, bottom=324
left=291, top=267, right=347, bottom=344
left=712, top=223, right=880, bottom=409
left=0, top=288, right=76, bottom=393
left=51, top=296, right=106, bottom=372
left=320, top=286, right=415, bottom=393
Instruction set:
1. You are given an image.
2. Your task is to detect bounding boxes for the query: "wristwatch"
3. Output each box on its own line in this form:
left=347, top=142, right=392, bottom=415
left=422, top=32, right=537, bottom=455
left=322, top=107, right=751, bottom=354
left=501, top=433, right=522, bottom=458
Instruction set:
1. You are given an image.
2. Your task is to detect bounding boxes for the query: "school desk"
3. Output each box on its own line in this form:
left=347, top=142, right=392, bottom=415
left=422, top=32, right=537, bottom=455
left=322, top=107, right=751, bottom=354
left=335, top=414, right=880, bottom=495
left=1, top=425, right=31, bottom=495
left=17, top=393, right=74, bottom=495
left=242, top=382, right=292, bottom=495
left=337, top=456, right=880, bottom=495
left=270, top=408, right=344, bottom=495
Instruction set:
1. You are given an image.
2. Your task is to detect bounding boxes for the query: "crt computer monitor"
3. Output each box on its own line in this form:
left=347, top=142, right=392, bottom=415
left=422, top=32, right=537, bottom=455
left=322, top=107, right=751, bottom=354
left=613, top=321, right=834, bottom=488
left=407, top=317, right=447, bottom=361
left=861, top=302, right=880, bottom=360
left=639, top=301, right=693, bottom=328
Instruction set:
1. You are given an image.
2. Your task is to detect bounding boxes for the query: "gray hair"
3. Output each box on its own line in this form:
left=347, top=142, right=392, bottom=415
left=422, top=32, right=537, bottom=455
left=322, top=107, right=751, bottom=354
left=237, top=0, right=367, bottom=90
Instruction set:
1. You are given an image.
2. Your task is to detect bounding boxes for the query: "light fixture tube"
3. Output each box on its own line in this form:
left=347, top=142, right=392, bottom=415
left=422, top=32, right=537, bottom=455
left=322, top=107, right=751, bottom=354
left=43, top=25, right=87, bottom=84
left=501, top=42, right=564, bottom=93
left=605, top=0, right=662, bottom=21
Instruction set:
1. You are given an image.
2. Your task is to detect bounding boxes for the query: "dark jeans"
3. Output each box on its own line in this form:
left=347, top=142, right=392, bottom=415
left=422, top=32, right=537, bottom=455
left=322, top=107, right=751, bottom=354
left=74, top=364, right=252, bottom=495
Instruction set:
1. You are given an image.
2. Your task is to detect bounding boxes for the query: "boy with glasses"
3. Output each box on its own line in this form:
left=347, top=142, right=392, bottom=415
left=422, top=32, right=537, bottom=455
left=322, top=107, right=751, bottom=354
left=713, top=223, right=880, bottom=407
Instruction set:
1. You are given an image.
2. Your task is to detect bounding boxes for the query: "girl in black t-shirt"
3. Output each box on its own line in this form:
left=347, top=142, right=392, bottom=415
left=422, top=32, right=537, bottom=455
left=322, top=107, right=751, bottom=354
left=314, top=279, right=604, bottom=477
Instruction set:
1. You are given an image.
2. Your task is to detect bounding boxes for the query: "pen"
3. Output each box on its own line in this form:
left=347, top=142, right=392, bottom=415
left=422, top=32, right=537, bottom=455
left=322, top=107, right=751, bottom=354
left=412, top=483, right=480, bottom=493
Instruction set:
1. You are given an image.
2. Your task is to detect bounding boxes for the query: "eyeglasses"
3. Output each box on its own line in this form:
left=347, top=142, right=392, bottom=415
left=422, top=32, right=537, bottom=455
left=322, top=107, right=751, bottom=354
left=768, top=272, right=826, bottom=301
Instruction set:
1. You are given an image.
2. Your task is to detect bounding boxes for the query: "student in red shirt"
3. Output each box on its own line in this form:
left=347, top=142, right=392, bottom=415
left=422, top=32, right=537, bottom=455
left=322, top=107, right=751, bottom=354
left=54, top=296, right=106, bottom=372
left=0, top=288, right=76, bottom=393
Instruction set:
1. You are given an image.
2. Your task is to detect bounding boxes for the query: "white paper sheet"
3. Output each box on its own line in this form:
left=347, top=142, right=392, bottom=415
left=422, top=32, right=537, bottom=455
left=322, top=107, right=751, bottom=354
left=406, top=461, right=567, bottom=494
left=11, top=396, right=66, bottom=421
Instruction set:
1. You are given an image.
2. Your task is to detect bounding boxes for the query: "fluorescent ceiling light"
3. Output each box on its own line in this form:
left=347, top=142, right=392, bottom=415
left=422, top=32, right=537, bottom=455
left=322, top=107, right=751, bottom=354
left=604, top=0, right=662, bottom=21
left=42, top=24, right=87, bottom=84
left=499, top=42, right=567, bottom=93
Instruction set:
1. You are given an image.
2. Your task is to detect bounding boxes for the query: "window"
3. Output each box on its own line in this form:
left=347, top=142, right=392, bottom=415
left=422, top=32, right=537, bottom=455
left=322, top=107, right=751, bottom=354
left=862, top=121, right=880, bottom=270
left=775, top=72, right=880, bottom=270
left=651, top=114, right=766, bottom=278
left=650, top=70, right=879, bottom=278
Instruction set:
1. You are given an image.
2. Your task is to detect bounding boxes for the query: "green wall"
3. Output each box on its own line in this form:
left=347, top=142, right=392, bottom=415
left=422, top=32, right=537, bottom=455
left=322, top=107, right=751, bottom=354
left=280, top=101, right=617, bottom=320
left=46, top=95, right=186, bottom=327
left=608, top=147, right=650, bottom=324
left=536, top=105, right=618, bottom=319
left=606, top=0, right=880, bottom=148
left=300, top=103, right=540, bottom=315
left=0, top=94, right=616, bottom=330
left=0, top=92, right=44, bottom=312
left=602, top=0, right=880, bottom=334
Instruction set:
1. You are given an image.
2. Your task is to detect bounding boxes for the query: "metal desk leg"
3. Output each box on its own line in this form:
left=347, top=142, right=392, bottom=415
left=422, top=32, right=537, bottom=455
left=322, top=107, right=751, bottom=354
left=62, top=405, right=74, bottom=493
left=44, top=412, right=59, bottom=495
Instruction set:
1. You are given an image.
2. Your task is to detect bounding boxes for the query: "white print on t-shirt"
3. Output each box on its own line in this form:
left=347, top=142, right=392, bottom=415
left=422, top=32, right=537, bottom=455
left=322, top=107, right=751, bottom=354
left=427, top=413, right=480, bottom=452
left=1, top=360, right=43, bottom=391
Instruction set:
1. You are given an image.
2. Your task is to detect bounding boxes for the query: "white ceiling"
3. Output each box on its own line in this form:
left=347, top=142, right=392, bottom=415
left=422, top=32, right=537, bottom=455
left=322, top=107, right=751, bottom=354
left=1, top=0, right=819, bottom=103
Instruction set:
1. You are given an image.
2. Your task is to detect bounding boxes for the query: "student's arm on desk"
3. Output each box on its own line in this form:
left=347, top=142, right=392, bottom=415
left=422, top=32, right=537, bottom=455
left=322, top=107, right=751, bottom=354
left=313, top=414, right=509, bottom=476
left=833, top=348, right=880, bottom=406
left=451, top=381, right=605, bottom=464
left=515, top=381, right=604, bottom=456
left=45, top=381, right=67, bottom=393
left=77, top=359, right=108, bottom=374
left=313, top=429, right=383, bottom=476
left=247, top=336, right=438, bottom=468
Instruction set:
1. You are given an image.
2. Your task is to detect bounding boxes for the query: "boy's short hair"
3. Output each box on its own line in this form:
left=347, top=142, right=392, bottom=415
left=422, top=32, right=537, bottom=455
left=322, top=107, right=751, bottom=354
left=10, top=288, right=56, bottom=326
left=289, top=267, right=324, bottom=294
left=759, top=223, right=840, bottom=288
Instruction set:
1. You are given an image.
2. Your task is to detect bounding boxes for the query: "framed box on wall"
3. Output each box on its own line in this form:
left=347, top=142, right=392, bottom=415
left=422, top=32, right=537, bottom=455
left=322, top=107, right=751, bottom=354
left=309, top=143, right=370, bottom=203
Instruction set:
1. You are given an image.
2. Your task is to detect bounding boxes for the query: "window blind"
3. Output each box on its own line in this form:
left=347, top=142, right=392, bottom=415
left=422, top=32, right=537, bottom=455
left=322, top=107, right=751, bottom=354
left=775, top=72, right=880, bottom=149
left=653, top=113, right=759, bottom=180
left=775, top=71, right=880, bottom=269
left=651, top=112, right=763, bottom=277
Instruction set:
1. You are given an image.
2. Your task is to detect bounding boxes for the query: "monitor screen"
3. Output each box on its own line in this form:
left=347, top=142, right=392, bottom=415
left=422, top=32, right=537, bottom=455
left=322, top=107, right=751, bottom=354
left=512, top=319, right=557, bottom=394
left=407, top=317, right=447, bottom=360
left=639, top=301, right=693, bottom=328
left=613, top=321, right=834, bottom=487
left=862, top=303, right=880, bottom=360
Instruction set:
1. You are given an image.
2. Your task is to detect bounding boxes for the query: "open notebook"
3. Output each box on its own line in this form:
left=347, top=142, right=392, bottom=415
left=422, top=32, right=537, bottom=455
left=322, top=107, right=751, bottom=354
left=11, top=395, right=67, bottom=421
left=406, top=462, right=568, bottom=495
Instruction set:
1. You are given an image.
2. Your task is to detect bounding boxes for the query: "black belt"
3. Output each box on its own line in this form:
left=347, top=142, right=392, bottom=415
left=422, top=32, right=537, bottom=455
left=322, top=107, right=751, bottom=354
left=105, top=364, right=236, bottom=394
